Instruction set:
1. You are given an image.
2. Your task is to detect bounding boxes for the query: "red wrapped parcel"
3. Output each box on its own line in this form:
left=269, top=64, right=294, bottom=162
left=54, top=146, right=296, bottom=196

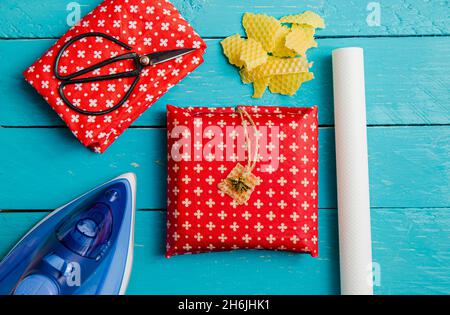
left=166, top=105, right=319, bottom=257
left=24, top=0, right=206, bottom=153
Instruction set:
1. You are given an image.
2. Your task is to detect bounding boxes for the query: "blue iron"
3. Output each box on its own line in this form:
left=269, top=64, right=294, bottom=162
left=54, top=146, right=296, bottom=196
left=0, top=173, right=136, bottom=295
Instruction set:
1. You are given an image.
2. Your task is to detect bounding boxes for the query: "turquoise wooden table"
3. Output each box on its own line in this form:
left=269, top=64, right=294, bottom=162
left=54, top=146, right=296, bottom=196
left=0, top=0, right=449, bottom=295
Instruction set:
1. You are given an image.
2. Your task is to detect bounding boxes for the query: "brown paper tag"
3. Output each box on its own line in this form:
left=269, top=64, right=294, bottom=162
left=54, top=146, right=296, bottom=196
left=218, top=163, right=260, bottom=205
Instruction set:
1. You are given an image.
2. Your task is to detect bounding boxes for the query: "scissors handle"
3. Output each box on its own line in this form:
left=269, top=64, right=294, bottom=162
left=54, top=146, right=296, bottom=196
left=56, top=52, right=140, bottom=81
left=54, top=32, right=146, bottom=115
left=53, top=32, right=195, bottom=116
left=59, top=68, right=140, bottom=84
left=54, top=32, right=136, bottom=81
left=59, top=75, right=141, bottom=116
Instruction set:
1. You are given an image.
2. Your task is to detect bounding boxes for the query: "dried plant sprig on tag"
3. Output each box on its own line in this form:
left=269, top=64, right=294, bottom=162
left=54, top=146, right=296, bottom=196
left=218, top=163, right=260, bottom=205
left=218, top=108, right=260, bottom=204
left=228, top=176, right=252, bottom=193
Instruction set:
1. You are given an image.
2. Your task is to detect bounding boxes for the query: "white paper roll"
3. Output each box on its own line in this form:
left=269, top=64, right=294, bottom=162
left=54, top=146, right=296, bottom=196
left=332, top=47, right=374, bottom=295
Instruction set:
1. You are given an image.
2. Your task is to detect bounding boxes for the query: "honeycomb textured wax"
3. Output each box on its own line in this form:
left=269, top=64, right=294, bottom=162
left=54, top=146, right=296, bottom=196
left=221, top=34, right=246, bottom=67
left=280, top=11, right=326, bottom=29
left=239, top=38, right=268, bottom=70
left=221, top=11, right=324, bottom=98
left=243, top=13, right=283, bottom=52
left=269, top=72, right=314, bottom=96
left=239, top=56, right=311, bottom=83
left=285, top=25, right=317, bottom=56
left=252, top=76, right=270, bottom=98
left=272, top=25, right=297, bottom=58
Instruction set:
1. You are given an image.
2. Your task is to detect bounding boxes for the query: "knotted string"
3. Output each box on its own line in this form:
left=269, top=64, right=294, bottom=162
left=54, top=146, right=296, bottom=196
left=237, top=107, right=259, bottom=177
left=219, top=107, right=261, bottom=201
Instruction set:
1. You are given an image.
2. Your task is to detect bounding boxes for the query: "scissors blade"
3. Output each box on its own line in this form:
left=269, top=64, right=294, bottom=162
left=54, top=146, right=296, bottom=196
left=147, top=48, right=197, bottom=66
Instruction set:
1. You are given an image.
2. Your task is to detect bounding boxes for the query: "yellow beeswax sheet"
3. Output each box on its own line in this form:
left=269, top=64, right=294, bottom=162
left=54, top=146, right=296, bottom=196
left=221, top=11, right=324, bottom=98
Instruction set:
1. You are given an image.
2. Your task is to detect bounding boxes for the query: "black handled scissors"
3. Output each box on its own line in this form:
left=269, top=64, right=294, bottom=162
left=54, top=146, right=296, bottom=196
left=54, top=32, right=196, bottom=115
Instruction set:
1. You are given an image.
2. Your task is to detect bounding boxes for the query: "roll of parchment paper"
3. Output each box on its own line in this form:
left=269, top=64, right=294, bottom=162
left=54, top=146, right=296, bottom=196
left=332, top=47, right=374, bottom=295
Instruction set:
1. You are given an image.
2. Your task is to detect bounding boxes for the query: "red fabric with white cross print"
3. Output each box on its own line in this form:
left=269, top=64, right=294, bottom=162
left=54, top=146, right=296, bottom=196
left=23, top=0, right=206, bottom=153
left=166, top=105, right=319, bottom=257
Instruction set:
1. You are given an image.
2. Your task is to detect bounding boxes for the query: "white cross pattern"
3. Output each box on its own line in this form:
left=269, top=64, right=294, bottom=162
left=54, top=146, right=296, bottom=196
left=290, top=189, right=299, bottom=198
left=218, top=210, right=228, bottom=220
left=182, top=175, right=191, bottom=184
left=254, top=199, right=263, bottom=209
left=206, top=222, right=216, bottom=231
left=218, top=165, right=227, bottom=173
left=301, top=177, right=310, bottom=187
left=230, top=222, right=239, bottom=231
left=182, top=221, right=191, bottom=230
left=278, top=223, right=288, bottom=232
left=254, top=222, right=264, bottom=232
left=183, top=243, right=192, bottom=251
left=242, top=211, right=252, bottom=220
left=266, top=211, right=276, bottom=221
left=194, top=210, right=203, bottom=219
left=193, top=187, right=203, bottom=196
left=164, top=103, right=319, bottom=256
left=301, top=155, right=309, bottom=164
left=301, top=132, right=308, bottom=142
left=242, top=234, right=252, bottom=243
left=301, top=201, right=309, bottom=210
left=277, top=200, right=287, bottom=209
left=206, top=199, right=215, bottom=208
left=301, top=224, right=310, bottom=233
left=289, top=143, right=299, bottom=152
left=289, top=166, right=299, bottom=175
left=277, top=177, right=287, bottom=186
left=218, top=234, right=227, bottom=242
left=266, top=234, right=276, bottom=244
left=193, top=164, right=203, bottom=173
left=182, top=198, right=191, bottom=207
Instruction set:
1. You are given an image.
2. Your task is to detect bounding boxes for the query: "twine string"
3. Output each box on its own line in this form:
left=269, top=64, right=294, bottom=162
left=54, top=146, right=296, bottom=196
left=237, top=108, right=259, bottom=177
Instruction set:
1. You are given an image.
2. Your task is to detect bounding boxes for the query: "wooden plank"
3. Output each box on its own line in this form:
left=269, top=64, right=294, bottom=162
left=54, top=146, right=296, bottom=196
left=0, top=126, right=448, bottom=210
left=0, top=0, right=448, bottom=38
left=0, top=211, right=339, bottom=294
left=371, top=208, right=450, bottom=295
left=0, top=209, right=448, bottom=294
left=0, top=37, right=449, bottom=127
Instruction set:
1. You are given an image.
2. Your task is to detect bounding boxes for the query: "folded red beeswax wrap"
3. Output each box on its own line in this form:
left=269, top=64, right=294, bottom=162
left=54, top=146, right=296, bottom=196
left=166, top=105, right=319, bottom=257
left=24, top=0, right=206, bottom=153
